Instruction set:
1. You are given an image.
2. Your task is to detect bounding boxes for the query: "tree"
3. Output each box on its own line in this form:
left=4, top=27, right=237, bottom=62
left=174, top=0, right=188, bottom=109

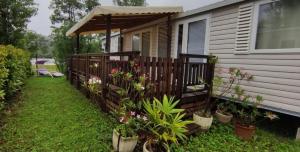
left=18, top=31, right=53, bottom=58
left=49, top=0, right=101, bottom=72
left=84, top=0, right=100, bottom=12
left=113, top=0, right=147, bottom=6
left=0, top=0, right=37, bottom=45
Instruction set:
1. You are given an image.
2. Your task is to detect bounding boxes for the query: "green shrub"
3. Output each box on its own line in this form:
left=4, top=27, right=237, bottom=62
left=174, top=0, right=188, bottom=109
left=0, top=45, right=32, bottom=109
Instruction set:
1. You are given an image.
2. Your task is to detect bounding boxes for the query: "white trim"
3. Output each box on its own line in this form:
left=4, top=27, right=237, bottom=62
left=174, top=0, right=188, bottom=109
left=174, top=14, right=210, bottom=57
left=250, top=0, right=300, bottom=54
left=132, top=28, right=153, bottom=56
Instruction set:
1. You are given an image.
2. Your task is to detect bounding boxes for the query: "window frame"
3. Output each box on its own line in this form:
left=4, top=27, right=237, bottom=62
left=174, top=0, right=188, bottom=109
left=250, top=0, right=300, bottom=53
left=174, top=14, right=210, bottom=57
left=132, top=28, right=152, bottom=56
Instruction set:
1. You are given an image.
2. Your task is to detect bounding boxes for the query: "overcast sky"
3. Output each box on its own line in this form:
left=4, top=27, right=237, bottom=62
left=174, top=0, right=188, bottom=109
left=28, top=0, right=222, bottom=36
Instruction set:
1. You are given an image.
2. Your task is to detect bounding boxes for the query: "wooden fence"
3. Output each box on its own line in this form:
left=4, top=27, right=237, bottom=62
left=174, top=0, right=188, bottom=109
left=67, top=52, right=215, bottom=115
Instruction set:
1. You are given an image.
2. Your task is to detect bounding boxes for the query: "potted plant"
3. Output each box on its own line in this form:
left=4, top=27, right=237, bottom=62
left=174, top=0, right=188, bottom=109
left=232, top=84, right=278, bottom=140
left=193, top=55, right=217, bottom=129
left=113, top=112, right=147, bottom=152
left=233, top=86, right=263, bottom=140
left=213, top=68, right=253, bottom=123
left=143, top=95, right=193, bottom=152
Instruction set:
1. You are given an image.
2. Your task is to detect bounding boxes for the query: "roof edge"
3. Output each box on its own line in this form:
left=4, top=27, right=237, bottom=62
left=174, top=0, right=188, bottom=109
left=174, top=0, right=245, bottom=19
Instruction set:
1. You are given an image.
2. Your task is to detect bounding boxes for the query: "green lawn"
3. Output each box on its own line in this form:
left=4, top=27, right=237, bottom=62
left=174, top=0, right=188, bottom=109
left=172, top=122, right=300, bottom=152
left=0, top=77, right=299, bottom=151
left=0, top=77, right=116, bottom=151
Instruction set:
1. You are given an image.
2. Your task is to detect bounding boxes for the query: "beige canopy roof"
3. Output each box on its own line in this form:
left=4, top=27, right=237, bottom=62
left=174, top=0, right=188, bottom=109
left=66, top=6, right=183, bottom=36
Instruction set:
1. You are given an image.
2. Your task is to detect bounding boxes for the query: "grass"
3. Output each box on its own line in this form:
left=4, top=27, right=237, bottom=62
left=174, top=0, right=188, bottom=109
left=0, top=75, right=299, bottom=151
left=172, top=122, right=300, bottom=152
left=0, top=77, right=116, bottom=151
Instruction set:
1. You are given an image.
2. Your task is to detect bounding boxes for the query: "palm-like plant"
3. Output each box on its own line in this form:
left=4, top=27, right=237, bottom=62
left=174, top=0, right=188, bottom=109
left=143, top=95, right=192, bottom=151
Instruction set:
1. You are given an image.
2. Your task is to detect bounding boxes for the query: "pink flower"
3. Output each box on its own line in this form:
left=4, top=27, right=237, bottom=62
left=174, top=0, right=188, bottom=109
left=111, top=68, right=118, bottom=74
left=130, top=111, right=136, bottom=116
left=136, top=114, right=141, bottom=119
left=142, top=116, right=148, bottom=121
left=239, top=95, right=245, bottom=101
left=119, top=117, right=124, bottom=123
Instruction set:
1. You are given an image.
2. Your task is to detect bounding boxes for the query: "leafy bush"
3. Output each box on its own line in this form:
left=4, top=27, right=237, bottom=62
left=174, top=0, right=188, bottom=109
left=0, top=45, right=32, bottom=109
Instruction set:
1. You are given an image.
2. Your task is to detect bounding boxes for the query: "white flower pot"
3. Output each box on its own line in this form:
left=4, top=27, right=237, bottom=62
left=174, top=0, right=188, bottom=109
left=143, top=141, right=150, bottom=152
left=215, top=110, right=233, bottom=123
left=193, top=113, right=213, bottom=130
left=112, top=129, right=138, bottom=152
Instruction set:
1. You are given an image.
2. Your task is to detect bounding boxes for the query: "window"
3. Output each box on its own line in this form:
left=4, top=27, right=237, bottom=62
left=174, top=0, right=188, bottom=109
left=132, top=33, right=140, bottom=51
left=177, top=24, right=183, bottom=56
left=187, top=20, right=206, bottom=55
left=132, top=30, right=151, bottom=56
left=255, top=0, right=300, bottom=50
left=158, top=24, right=168, bottom=58
left=141, top=32, right=150, bottom=57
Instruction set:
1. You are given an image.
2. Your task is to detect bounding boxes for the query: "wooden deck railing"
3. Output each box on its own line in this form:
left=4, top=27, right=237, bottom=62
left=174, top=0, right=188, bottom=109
left=67, top=52, right=215, bottom=112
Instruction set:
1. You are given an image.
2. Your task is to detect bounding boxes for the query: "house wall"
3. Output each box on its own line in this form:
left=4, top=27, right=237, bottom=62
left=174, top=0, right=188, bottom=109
left=172, top=0, right=300, bottom=116
left=122, top=17, right=169, bottom=57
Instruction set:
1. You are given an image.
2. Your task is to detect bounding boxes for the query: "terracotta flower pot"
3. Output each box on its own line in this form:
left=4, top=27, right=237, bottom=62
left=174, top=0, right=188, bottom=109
left=112, top=129, right=138, bottom=152
left=234, top=122, right=256, bottom=140
left=193, top=113, right=213, bottom=130
left=215, top=110, right=233, bottom=123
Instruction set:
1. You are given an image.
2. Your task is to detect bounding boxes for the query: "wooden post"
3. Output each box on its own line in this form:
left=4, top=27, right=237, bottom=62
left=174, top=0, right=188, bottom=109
left=76, top=33, right=80, bottom=54
left=69, top=56, right=73, bottom=84
left=166, top=15, right=172, bottom=58
left=35, top=53, right=38, bottom=76
left=105, top=15, right=112, bottom=53
left=120, top=29, right=123, bottom=52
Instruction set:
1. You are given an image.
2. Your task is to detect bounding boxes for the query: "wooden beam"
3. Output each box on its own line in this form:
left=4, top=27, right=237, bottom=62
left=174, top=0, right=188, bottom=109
left=105, top=15, right=112, bottom=53
left=167, top=15, right=172, bottom=58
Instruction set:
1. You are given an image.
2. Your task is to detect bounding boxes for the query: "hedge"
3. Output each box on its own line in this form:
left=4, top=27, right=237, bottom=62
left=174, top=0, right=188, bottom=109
left=0, top=45, right=32, bottom=110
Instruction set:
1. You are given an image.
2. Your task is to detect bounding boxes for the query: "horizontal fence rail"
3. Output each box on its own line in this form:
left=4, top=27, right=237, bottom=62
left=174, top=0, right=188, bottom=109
left=67, top=52, right=215, bottom=113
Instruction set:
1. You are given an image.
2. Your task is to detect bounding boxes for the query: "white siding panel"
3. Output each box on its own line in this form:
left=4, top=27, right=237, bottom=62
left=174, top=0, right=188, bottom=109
left=210, top=3, right=300, bottom=116
left=210, top=49, right=234, bottom=54
left=216, top=54, right=300, bottom=60
left=219, top=59, right=300, bottom=66
left=217, top=64, right=300, bottom=73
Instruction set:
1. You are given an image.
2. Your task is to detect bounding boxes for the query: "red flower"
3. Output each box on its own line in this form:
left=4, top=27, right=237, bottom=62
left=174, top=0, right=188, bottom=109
left=111, top=68, right=118, bottom=74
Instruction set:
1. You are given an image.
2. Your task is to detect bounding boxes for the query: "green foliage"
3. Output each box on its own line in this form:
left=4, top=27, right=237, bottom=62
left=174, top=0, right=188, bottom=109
left=0, top=45, right=31, bottom=109
left=51, top=22, right=74, bottom=72
left=144, top=95, right=192, bottom=151
left=18, top=31, right=53, bottom=58
left=171, top=122, right=300, bottom=152
left=50, top=0, right=102, bottom=72
left=113, top=0, right=147, bottom=6
left=0, top=77, right=116, bottom=151
left=0, top=0, right=37, bottom=45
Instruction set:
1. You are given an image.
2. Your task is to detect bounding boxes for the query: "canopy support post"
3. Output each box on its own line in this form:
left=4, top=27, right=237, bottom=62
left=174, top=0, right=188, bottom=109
left=75, top=33, right=80, bottom=54
left=105, top=15, right=112, bottom=53
left=120, top=29, right=123, bottom=52
left=167, top=15, right=172, bottom=58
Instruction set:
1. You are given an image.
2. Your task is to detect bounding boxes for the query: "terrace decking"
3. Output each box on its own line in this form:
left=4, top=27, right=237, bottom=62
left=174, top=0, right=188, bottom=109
left=67, top=52, right=215, bottom=129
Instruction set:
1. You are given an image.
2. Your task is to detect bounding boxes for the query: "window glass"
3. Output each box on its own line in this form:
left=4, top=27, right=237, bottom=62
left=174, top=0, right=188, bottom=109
left=142, top=32, right=150, bottom=56
left=256, top=0, right=300, bottom=49
left=187, top=20, right=206, bottom=55
left=132, top=34, right=140, bottom=51
left=177, top=24, right=183, bottom=56
left=158, top=25, right=167, bottom=58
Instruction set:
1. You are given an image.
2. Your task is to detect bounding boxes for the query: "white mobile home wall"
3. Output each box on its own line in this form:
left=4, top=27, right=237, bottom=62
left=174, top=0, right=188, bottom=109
left=172, top=0, right=300, bottom=117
